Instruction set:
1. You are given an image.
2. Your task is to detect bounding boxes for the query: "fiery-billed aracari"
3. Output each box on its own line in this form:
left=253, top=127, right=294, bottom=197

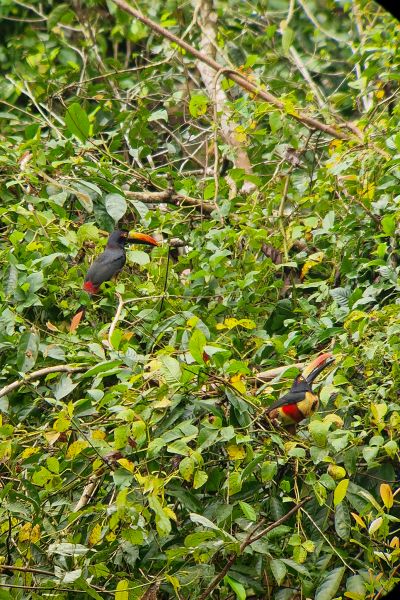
left=265, top=353, right=334, bottom=429
left=70, top=230, right=159, bottom=331
left=82, top=230, right=159, bottom=295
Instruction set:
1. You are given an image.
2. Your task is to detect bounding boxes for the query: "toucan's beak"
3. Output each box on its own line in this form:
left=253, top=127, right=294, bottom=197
left=302, top=352, right=334, bottom=384
left=127, top=232, right=160, bottom=246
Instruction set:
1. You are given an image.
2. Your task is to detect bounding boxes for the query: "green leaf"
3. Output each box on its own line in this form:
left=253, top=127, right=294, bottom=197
left=65, top=103, right=90, bottom=142
left=17, top=331, right=39, bottom=373
left=193, top=470, right=208, bottom=489
left=77, top=224, right=99, bottom=243
left=368, top=516, right=383, bottom=535
left=239, top=500, right=257, bottom=521
left=282, top=26, right=294, bottom=54
left=270, top=559, right=287, bottom=585
left=127, top=250, right=150, bottom=265
left=105, top=193, right=127, bottom=223
left=315, top=567, right=345, bottom=600
left=269, top=111, right=282, bottom=133
left=148, top=109, right=168, bottom=122
left=53, top=374, right=78, bottom=400
left=189, top=328, right=207, bottom=364
left=224, top=575, right=246, bottom=600
left=48, top=542, right=89, bottom=556
left=308, top=421, right=330, bottom=448
left=381, top=214, right=396, bottom=236
left=179, top=456, right=194, bottom=481
left=82, top=360, right=122, bottom=378
left=159, top=355, right=181, bottom=384
left=334, top=501, right=351, bottom=540
left=228, top=471, right=242, bottom=495
left=148, top=495, right=171, bottom=536
left=189, top=94, right=208, bottom=117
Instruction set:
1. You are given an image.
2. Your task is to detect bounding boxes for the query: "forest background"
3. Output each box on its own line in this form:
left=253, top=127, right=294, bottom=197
left=0, top=1, right=399, bottom=599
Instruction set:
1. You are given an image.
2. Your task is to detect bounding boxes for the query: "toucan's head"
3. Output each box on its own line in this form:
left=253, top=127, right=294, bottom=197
left=302, top=352, right=334, bottom=385
left=107, top=230, right=159, bottom=248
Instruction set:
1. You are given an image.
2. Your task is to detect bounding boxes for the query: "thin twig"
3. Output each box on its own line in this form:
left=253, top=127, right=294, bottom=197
left=160, top=249, right=171, bottom=313
left=301, top=507, right=355, bottom=572
left=278, top=174, right=290, bottom=261
left=0, top=365, right=87, bottom=399
left=198, top=497, right=311, bottom=600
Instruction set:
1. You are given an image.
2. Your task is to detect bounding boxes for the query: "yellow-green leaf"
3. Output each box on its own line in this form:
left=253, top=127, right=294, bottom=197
left=66, top=440, right=89, bottom=459
left=227, top=444, right=246, bottom=460
left=115, top=579, right=129, bottom=600
left=117, top=458, right=135, bottom=473
left=334, top=478, right=349, bottom=506
left=380, top=483, right=393, bottom=509
left=371, top=403, right=387, bottom=422
left=88, top=523, right=102, bottom=546
left=193, top=470, right=208, bottom=489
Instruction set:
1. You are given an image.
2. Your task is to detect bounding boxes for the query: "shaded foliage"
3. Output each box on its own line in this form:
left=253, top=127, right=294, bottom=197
left=0, top=1, right=399, bottom=599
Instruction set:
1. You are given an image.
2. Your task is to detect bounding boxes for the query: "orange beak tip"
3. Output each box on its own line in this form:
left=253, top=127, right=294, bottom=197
left=127, top=232, right=160, bottom=246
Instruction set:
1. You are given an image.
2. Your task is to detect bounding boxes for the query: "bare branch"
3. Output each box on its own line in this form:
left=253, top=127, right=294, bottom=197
left=106, top=292, right=125, bottom=350
left=110, top=0, right=363, bottom=141
left=125, top=189, right=215, bottom=214
left=74, top=472, right=102, bottom=512
left=254, top=362, right=304, bottom=382
left=0, top=365, right=87, bottom=399
left=194, top=0, right=257, bottom=195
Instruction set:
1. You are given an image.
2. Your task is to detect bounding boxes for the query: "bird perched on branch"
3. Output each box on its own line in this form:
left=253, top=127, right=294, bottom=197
left=265, top=353, right=334, bottom=431
left=70, top=229, right=159, bottom=332
left=83, top=230, right=159, bottom=295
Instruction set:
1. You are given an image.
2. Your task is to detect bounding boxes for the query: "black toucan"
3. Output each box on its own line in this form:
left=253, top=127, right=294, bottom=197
left=83, top=230, right=159, bottom=295
left=265, top=353, right=334, bottom=429
left=70, top=230, right=159, bottom=332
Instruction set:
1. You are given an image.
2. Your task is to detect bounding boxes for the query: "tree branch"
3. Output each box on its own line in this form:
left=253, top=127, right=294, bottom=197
left=194, top=0, right=257, bottom=195
left=198, top=496, right=311, bottom=600
left=110, top=0, right=363, bottom=141
left=125, top=189, right=215, bottom=214
left=0, top=365, right=87, bottom=399
left=254, top=362, right=305, bottom=382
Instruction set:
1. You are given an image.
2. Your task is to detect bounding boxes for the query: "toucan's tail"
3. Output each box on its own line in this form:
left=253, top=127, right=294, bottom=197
left=70, top=305, right=86, bottom=333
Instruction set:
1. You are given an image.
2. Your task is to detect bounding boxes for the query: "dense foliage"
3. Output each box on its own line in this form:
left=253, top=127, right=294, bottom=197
left=0, top=0, right=399, bottom=598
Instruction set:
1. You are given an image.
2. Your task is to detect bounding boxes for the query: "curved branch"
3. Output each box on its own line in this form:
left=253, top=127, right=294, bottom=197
left=0, top=365, right=88, bottom=399
left=110, top=0, right=363, bottom=141
left=254, top=362, right=304, bottom=382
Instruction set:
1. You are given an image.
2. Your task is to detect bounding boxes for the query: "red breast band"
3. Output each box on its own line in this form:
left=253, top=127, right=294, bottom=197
left=281, top=403, right=304, bottom=423
left=83, top=280, right=99, bottom=294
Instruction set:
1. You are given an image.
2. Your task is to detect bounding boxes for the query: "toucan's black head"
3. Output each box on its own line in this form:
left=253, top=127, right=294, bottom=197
left=107, top=230, right=130, bottom=248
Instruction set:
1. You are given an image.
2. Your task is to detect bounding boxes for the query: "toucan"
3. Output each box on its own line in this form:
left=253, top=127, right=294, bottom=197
left=70, top=229, right=159, bottom=331
left=82, top=230, right=159, bottom=295
left=265, top=353, right=334, bottom=429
